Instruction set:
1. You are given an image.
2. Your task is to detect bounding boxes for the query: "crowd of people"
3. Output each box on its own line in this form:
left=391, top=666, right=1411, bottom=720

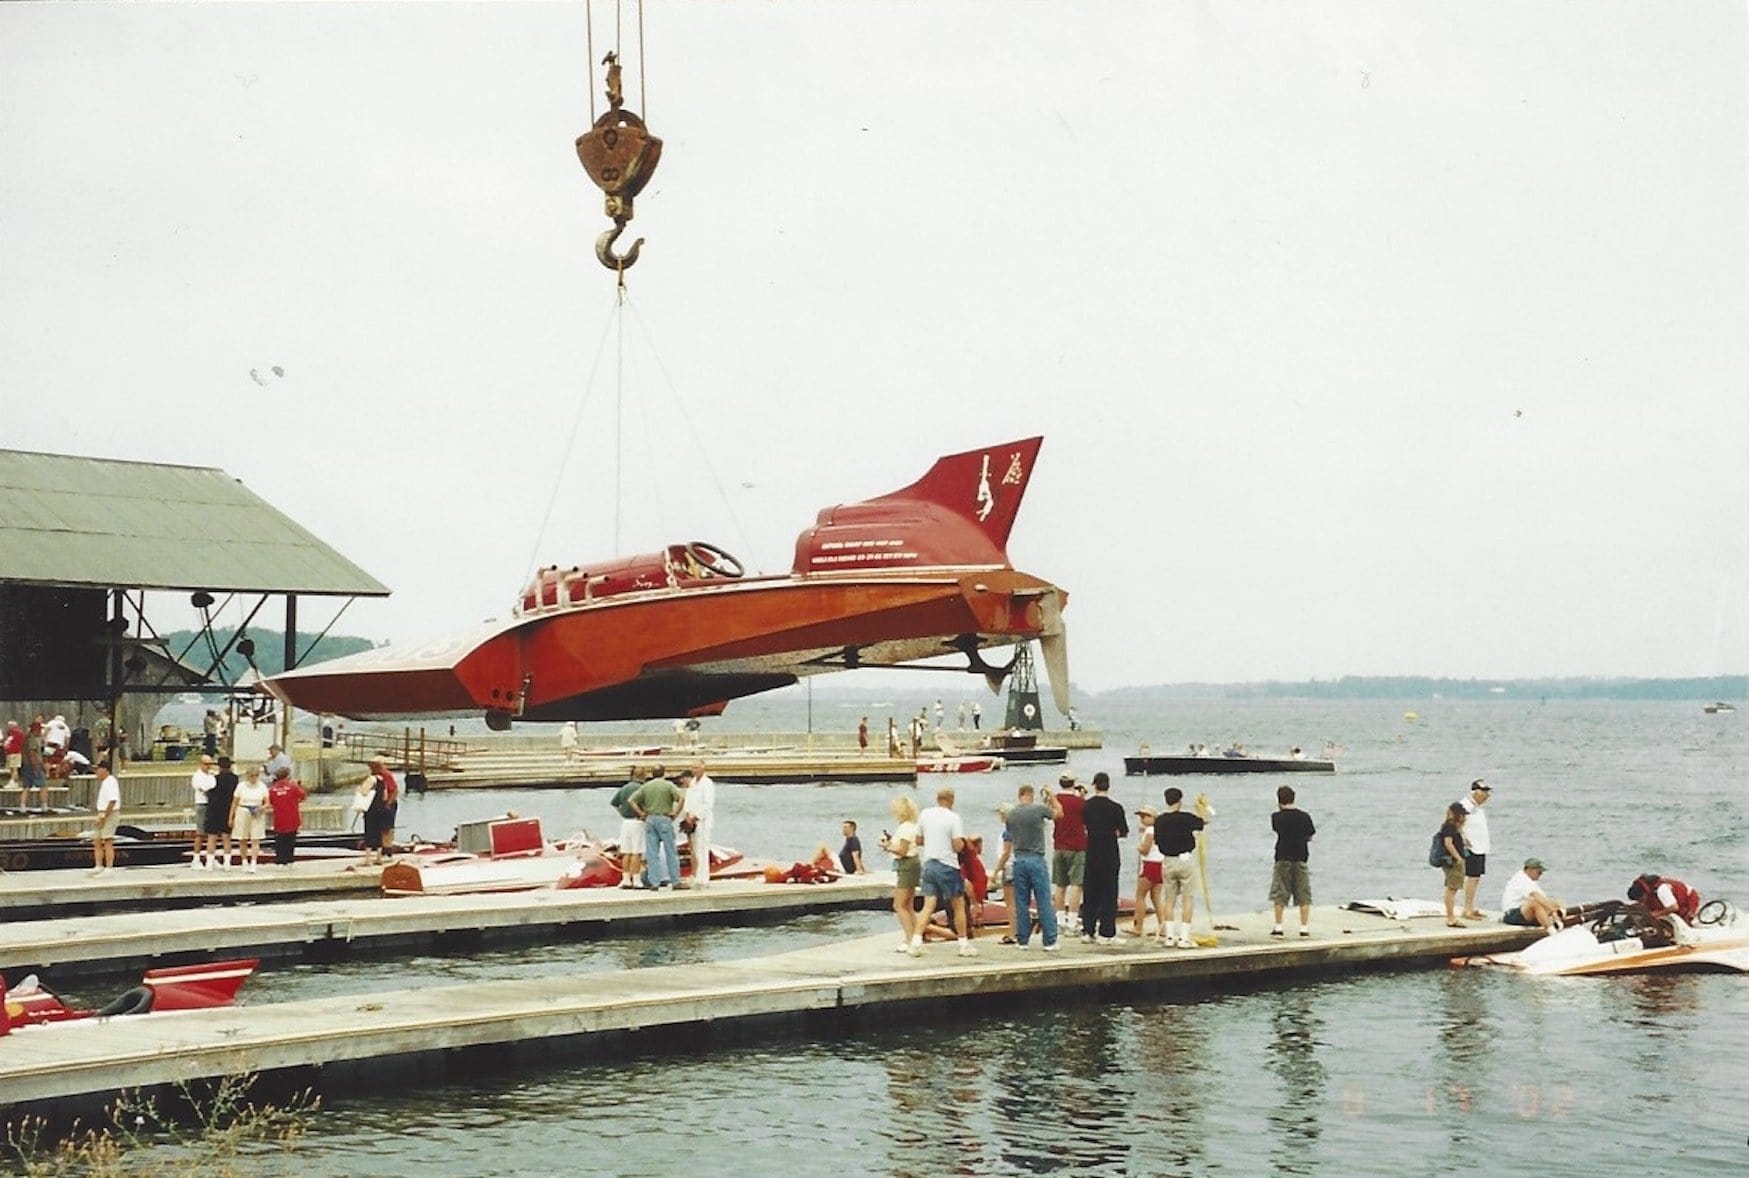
left=608, top=760, right=719, bottom=890
left=860, top=771, right=1320, bottom=956
left=4, top=713, right=98, bottom=810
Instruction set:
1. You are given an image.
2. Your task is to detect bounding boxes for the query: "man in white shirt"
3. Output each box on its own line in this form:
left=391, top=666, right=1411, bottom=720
left=683, top=759, right=717, bottom=888
left=1458, top=779, right=1492, bottom=920
left=1500, top=858, right=1565, bottom=933
left=908, top=786, right=976, bottom=959
left=263, top=744, right=293, bottom=783
left=189, top=754, right=217, bottom=868
left=44, top=714, right=71, bottom=753
left=89, top=761, right=121, bottom=875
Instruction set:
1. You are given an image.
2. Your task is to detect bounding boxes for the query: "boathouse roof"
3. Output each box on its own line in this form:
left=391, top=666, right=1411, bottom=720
left=0, top=449, right=388, bottom=596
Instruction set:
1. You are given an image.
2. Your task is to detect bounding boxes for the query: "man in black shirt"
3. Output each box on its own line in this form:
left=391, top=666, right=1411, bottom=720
left=1153, top=787, right=1210, bottom=948
left=1079, top=771, right=1128, bottom=944
left=1269, top=784, right=1316, bottom=937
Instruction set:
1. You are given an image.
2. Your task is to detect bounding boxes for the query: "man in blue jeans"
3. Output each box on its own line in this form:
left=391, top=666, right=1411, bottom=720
left=631, top=767, right=687, bottom=890
left=909, top=786, right=977, bottom=958
left=1005, top=783, right=1065, bottom=950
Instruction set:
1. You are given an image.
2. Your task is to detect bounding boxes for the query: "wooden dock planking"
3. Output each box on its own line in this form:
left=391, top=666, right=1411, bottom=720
left=0, top=910, right=1542, bottom=1111
left=1, top=860, right=385, bottom=917
left=0, top=875, right=897, bottom=976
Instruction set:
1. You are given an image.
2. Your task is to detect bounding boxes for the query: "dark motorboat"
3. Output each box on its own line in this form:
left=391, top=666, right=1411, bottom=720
left=1124, top=751, right=1335, bottom=776
left=0, top=824, right=366, bottom=872
left=981, top=731, right=1069, bottom=765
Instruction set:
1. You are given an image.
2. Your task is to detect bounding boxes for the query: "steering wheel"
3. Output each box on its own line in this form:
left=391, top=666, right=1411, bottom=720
left=686, top=541, right=744, bottom=579
left=1694, top=898, right=1730, bottom=927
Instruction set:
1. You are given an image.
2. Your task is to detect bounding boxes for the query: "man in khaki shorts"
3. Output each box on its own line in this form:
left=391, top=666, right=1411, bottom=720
left=89, top=761, right=121, bottom=876
left=1153, top=786, right=1211, bottom=948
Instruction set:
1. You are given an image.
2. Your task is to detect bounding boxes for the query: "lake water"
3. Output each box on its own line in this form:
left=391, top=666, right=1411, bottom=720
left=80, top=697, right=1749, bottom=1174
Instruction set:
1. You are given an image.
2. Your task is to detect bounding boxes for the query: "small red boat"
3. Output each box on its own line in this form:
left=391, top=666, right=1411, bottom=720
left=264, top=438, right=1068, bottom=726
left=1, top=959, right=258, bottom=1034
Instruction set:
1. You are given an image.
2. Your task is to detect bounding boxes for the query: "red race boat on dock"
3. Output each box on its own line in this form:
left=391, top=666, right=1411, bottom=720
left=1, top=959, right=259, bottom=1034
left=266, top=438, right=1069, bottom=727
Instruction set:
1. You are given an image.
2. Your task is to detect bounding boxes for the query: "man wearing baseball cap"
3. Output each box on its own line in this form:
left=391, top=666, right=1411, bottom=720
left=1458, top=779, right=1492, bottom=920
left=1500, top=858, right=1566, bottom=933
left=1050, top=772, right=1087, bottom=931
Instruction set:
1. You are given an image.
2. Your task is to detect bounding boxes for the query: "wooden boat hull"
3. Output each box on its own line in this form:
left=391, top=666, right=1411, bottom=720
left=265, top=439, right=1069, bottom=724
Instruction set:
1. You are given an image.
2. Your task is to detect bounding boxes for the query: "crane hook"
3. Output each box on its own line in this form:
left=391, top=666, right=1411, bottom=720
left=596, top=222, right=645, bottom=272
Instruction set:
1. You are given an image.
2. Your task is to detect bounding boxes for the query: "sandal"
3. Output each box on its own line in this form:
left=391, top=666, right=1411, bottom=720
left=999, top=935, right=1017, bottom=945
left=1446, top=921, right=1467, bottom=928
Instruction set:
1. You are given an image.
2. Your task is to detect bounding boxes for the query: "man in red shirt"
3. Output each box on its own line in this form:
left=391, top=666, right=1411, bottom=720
left=1050, top=772, right=1087, bottom=931
left=3, top=720, right=23, bottom=788
left=266, top=766, right=308, bottom=867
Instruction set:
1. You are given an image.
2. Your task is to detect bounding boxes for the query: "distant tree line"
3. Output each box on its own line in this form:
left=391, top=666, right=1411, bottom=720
left=1092, top=675, right=1748, bottom=702
left=160, top=627, right=375, bottom=684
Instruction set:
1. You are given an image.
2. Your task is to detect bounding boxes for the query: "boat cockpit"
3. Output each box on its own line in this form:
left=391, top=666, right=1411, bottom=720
left=517, top=542, right=746, bottom=614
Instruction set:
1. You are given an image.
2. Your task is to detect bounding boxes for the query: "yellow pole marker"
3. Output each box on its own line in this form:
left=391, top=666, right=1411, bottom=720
left=1193, top=791, right=1218, bottom=946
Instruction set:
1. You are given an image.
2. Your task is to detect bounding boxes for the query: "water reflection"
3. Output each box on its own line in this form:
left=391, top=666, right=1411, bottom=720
left=1131, top=1002, right=1210, bottom=1173
left=1264, top=988, right=1327, bottom=1175
left=1433, top=969, right=1493, bottom=1140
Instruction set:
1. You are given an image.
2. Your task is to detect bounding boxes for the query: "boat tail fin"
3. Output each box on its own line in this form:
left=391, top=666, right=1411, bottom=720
left=871, top=437, right=1043, bottom=555
left=793, top=437, right=1044, bottom=573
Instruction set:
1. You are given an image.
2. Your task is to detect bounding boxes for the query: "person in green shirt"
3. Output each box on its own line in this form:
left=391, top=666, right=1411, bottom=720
left=631, top=767, right=688, bottom=889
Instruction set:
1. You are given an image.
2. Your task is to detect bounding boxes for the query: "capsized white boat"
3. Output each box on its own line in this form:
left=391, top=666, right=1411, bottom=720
left=1459, top=901, right=1749, bottom=976
left=917, top=754, right=1004, bottom=774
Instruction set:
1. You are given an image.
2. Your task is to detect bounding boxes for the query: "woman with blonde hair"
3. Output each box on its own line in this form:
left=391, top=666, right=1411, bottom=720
left=878, top=793, right=922, bottom=952
left=229, top=764, right=270, bottom=873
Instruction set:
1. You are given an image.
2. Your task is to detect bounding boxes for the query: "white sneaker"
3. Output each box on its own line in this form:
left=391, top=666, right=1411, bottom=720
left=1097, top=935, right=1117, bottom=946
left=188, top=857, right=202, bottom=870
left=86, top=868, right=103, bottom=877
left=1178, top=937, right=1195, bottom=949
left=957, top=941, right=978, bottom=958
left=1015, top=940, right=1034, bottom=950
left=894, top=941, right=913, bottom=953
left=1041, top=942, right=1060, bottom=953
left=907, top=940, right=922, bottom=957
left=247, top=861, right=258, bottom=874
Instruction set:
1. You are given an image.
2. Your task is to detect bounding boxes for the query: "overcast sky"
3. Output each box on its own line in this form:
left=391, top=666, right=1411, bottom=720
left=3, top=2, right=1744, bottom=693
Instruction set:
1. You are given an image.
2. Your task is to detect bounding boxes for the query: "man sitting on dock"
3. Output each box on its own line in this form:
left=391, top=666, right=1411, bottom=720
left=1500, top=859, right=1566, bottom=933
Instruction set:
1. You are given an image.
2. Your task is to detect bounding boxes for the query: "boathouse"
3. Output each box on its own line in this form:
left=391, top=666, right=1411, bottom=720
left=0, top=449, right=388, bottom=763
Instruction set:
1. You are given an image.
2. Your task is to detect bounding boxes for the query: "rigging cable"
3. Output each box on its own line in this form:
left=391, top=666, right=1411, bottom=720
left=522, top=289, right=623, bottom=583
left=625, top=296, right=759, bottom=570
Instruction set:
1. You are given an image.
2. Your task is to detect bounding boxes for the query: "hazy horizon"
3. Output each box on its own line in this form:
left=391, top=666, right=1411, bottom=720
left=4, top=2, right=1744, bottom=694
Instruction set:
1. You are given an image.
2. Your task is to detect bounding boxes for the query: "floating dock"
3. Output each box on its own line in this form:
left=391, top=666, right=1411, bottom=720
left=0, top=907, right=1539, bottom=1113
left=420, top=748, right=921, bottom=789
left=0, top=872, right=894, bottom=978
left=0, top=859, right=385, bottom=919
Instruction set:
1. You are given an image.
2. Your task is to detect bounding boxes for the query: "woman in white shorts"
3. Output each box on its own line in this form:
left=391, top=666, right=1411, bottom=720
left=230, top=767, right=271, bottom=873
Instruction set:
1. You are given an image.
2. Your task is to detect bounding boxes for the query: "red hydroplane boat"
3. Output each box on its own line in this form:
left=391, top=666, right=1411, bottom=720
left=265, top=438, right=1069, bottom=726
left=1, top=959, right=259, bottom=1033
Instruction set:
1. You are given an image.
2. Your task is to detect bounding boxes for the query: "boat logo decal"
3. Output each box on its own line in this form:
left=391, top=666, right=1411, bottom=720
left=1002, top=451, right=1025, bottom=486
left=976, top=455, right=995, bottom=521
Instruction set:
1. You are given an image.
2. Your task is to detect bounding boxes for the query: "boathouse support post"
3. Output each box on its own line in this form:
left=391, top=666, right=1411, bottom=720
left=282, top=593, right=298, bottom=752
